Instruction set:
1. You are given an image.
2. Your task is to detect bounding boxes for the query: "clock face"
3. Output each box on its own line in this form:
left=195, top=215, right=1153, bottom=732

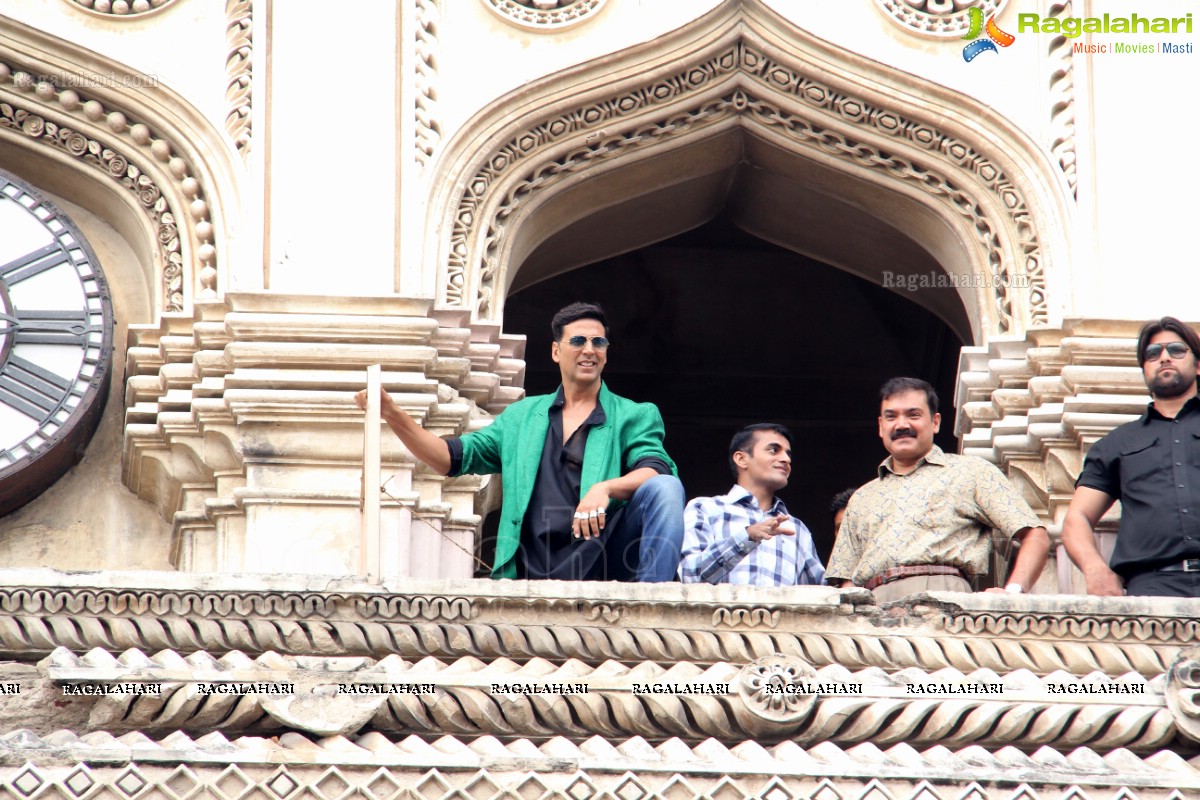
left=0, top=170, right=114, bottom=517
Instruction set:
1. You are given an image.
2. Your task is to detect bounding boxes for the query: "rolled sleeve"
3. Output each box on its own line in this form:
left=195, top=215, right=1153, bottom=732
left=630, top=455, right=672, bottom=476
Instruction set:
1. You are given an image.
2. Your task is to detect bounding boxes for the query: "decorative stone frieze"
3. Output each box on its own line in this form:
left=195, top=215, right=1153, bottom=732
left=3, top=572, right=1199, bottom=683
left=0, top=730, right=1194, bottom=799
left=438, top=0, right=1064, bottom=335
left=61, top=0, right=178, bottom=18
left=1167, top=646, right=1200, bottom=744
left=481, top=0, right=607, bottom=31
left=0, top=29, right=231, bottom=312
left=873, top=0, right=1008, bottom=38
left=121, top=295, right=524, bottom=576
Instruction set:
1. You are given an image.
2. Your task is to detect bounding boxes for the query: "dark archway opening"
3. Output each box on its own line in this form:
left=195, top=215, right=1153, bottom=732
left=497, top=217, right=964, bottom=566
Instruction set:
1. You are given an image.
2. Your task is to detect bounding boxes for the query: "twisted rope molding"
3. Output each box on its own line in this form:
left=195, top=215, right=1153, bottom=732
left=0, top=731, right=1193, bottom=797
left=224, top=0, right=252, bottom=157
left=444, top=32, right=1047, bottom=331
left=0, top=586, right=1194, bottom=678
left=1046, top=1, right=1078, bottom=197
left=38, top=648, right=1193, bottom=754
left=413, top=0, right=441, bottom=166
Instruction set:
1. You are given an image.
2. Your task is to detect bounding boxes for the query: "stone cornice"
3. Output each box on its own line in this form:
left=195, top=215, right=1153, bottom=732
left=1, top=571, right=1198, bottom=680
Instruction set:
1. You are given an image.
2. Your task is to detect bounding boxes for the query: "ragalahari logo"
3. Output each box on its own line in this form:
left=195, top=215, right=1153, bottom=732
left=961, top=6, right=1016, bottom=62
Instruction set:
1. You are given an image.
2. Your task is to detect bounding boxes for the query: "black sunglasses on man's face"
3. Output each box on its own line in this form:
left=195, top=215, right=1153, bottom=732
left=1144, top=342, right=1190, bottom=362
left=563, top=336, right=610, bottom=349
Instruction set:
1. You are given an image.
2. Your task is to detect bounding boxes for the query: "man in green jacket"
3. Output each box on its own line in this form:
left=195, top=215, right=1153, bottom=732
left=356, top=302, right=684, bottom=581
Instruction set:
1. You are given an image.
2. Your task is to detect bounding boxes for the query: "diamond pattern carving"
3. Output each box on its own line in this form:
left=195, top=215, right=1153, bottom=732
left=113, top=769, right=148, bottom=799
left=162, top=767, right=201, bottom=800
left=62, top=768, right=95, bottom=800
left=566, top=776, right=598, bottom=800
left=265, top=771, right=300, bottom=800
left=12, top=767, right=45, bottom=799
left=212, top=767, right=255, bottom=800
left=312, top=770, right=352, bottom=800
left=362, top=770, right=404, bottom=800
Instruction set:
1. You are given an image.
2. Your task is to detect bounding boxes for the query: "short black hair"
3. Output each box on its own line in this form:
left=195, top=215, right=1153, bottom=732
left=879, top=376, right=938, bottom=416
left=728, top=423, right=793, bottom=478
left=830, top=487, right=857, bottom=517
left=551, top=302, right=608, bottom=342
left=1136, top=316, right=1200, bottom=367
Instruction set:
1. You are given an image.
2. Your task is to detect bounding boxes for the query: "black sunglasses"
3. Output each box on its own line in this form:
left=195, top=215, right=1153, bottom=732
left=1144, top=342, right=1190, bottom=362
left=563, top=335, right=610, bottom=349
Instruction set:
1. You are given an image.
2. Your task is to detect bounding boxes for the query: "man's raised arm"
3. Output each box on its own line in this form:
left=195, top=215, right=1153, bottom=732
left=355, top=387, right=451, bottom=476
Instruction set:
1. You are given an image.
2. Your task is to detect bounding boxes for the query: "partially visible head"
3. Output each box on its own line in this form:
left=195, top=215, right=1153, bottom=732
left=830, top=487, right=856, bottom=538
left=878, top=377, right=941, bottom=464
left=551, top=302, right=608, bottom=342
left=1136, top=317, right=1200, bottom=400
left=729, top=423, right=793, bottom=493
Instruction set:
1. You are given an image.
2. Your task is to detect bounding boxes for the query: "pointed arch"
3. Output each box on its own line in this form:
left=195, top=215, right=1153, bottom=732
left=0, top=15, right=244, bottom=315
left=427, top=0, right=1072, bottom=342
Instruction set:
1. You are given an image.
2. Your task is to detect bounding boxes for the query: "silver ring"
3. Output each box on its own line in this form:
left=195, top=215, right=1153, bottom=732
left=588, top=510, right=599, bottom=518
left=574, top=512, right=587, bottom=520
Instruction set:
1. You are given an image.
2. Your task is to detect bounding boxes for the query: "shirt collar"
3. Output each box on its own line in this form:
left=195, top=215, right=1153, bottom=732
left=1142, top=394, right=1200, bottom=423
left=878, top=443, right=947, bottom=478
left=550, top=385, right=607, bottom=424
left=725, top=484, right=787, bottom=516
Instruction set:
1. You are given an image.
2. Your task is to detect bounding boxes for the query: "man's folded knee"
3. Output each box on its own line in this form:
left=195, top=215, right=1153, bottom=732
left=637, top=474, right=685, bottom=503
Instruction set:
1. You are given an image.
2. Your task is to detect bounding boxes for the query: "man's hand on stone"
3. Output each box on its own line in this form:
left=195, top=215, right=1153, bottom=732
left=1084, top=564, right=1125, bottom=596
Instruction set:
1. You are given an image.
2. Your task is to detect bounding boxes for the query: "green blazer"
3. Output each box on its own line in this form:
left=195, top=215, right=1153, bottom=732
left=457, top=382, right=677, bottom=579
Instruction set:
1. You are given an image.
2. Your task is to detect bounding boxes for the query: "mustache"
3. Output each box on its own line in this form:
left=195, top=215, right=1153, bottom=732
left=890, top=429, right=917, bottom=440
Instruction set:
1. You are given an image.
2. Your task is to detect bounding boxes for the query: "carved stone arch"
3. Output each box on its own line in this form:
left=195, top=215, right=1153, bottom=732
left=429, top=0, right=1073, bottom=342
left=0, top=16, right=243, bottom=315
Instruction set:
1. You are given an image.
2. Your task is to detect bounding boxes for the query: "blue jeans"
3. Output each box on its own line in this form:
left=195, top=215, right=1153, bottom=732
left=605, top=475, right=685, bottom=582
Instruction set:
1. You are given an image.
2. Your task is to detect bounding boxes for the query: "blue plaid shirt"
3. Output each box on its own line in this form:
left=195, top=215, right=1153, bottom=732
left=680, top=485, right=826, bottom=586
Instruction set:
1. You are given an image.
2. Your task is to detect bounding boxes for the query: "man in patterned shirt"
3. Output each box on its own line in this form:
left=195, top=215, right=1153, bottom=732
left=679, top=423, right=825, bottom=586
left=826, top=377, right=1049, bottom=602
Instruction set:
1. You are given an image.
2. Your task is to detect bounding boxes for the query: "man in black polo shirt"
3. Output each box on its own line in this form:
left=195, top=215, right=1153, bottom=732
left=1063, top=316, right=1200, bottom=597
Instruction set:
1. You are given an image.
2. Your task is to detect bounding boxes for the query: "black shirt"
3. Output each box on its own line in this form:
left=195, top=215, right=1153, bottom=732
left=1077, top=395, right=1200, bottom=576
left=446, top=388, right=671, bottom=579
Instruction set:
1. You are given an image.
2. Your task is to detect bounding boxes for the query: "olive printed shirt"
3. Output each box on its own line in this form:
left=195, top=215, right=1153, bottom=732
left=826, top=445, right=1041, bottom=586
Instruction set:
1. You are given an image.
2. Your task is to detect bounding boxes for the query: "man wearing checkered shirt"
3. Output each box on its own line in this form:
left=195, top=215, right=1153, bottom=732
left=679, top=424, right=826, bottom=586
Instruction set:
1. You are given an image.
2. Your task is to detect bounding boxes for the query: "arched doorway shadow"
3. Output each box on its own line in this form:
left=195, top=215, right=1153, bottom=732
left=501, top=218, right=963, bottom=563
left=435, top=0, right=1074, bottom=573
